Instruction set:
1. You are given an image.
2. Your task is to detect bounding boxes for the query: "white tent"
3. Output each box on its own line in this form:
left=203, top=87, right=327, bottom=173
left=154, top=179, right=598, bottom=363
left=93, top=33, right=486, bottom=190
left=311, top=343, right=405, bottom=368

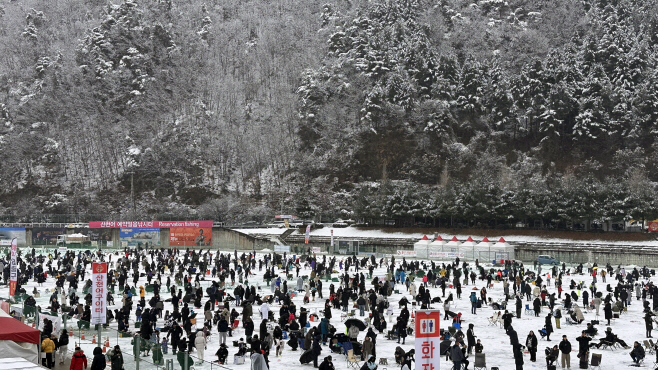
left=413, top=235, right=432, bottom=258
left=490, top=237, right=515, bottom=261
left=476, top=237, right=492, bottom=248
left=429, top=235, right=446, bottom=247
left=427, top=235, right=446, bottom=256
left=446, top=236, right=461, bottom=247
left=458, top=236, right=477, bottom=259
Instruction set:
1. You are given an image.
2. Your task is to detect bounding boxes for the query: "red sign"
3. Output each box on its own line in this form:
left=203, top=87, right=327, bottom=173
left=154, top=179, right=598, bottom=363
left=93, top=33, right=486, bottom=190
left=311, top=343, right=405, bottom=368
left=415, top=310, right=441, bottom=370
left=170, top=227, right=212, bottom=247
left=89, top=220, right=214, bottom=228
left=649, top=222, right=658, bottom=232
left=9, top=238, right=17, bottom=297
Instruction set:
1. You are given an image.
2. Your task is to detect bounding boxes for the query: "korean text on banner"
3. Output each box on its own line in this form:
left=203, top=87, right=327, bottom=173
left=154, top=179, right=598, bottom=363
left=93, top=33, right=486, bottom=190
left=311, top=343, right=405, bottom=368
left=415, top=310, right=441, bottom=370
left=9, top=238, right=17, bottom=297
left=91, top=262, right=107, bottom=324
left=305, top=225, right=311, bottom=244
left=397, top=250, right=417, bottom=257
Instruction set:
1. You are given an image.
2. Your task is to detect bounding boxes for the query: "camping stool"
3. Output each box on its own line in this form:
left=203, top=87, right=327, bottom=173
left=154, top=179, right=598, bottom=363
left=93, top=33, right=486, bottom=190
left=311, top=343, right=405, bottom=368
left=379, top=358, right=388, bottom=365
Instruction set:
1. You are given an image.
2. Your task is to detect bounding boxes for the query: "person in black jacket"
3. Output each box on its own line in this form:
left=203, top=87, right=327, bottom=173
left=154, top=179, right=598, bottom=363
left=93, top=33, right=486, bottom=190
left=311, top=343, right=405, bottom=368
left=467, top=324, right=476, bottom=355
left=512, top=342, right=524, bottom=370
left=58, top=330, right=69, bottom=364
left=474, top=339, right=483, bottom=354
left=319, top=356, right=335, bottom=370
left=215, top=343, right=229, bottom=364
left=311, top=335, right=322, bottom=368
left=604, top=302, right=613, bottom=325
left=558, top=335, right=571, bottom=369
left=90, top=347, right=106, bottom=370
left=506, top=326, right=519, bottom=346
left=244, top=317, right=255, bottom=338
left=167, top=322, right=183, bottom=355
left=631, top=341, right=645, bottom=364
left=545, top=313, right=554, bottom=341
left=533, top=297, right=541, bottom=317
left=260, top=319, right=268, bottom=340
left=526, top=331, right=538, bottom=362
left=576, top=331, right=591, bottom=358
left=645, top=312, right=654, bottom=338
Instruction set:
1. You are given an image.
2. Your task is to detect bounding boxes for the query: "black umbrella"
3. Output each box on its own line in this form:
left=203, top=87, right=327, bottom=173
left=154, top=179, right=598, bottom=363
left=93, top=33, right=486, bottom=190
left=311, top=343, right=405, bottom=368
left=345, top=318, right=366, bottom=331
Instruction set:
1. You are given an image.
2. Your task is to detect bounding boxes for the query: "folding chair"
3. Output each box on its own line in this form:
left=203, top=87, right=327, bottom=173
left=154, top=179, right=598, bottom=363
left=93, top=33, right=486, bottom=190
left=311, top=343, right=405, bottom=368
left=342, top=341, right=354, bottom=357
left=589, top=353, right=601, bottom=370
left=644, top=340, right=655, bottom=355
left=598, top=340, right=618, bottom=351
left=347, top=349, right=361, bottom=369
left=487, top=313, right=500, bottom=327
left=524, top=304, right=533, bottom=315
left=473, top=353, right=487, bottom=370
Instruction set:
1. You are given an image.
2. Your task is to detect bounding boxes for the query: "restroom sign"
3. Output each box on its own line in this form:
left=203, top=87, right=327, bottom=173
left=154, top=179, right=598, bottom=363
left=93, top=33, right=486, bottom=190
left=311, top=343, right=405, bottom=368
left=419, top=319, right=436, bottom=334
left=415, top=310, right=441, bottom=370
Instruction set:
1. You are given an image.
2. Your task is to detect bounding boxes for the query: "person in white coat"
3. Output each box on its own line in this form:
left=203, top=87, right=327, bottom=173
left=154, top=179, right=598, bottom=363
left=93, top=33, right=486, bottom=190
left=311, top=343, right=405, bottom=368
left=387, top=305, right=394, bottom=322
left=260, top=302, right=270, bottom=320
left=195, top=331, right=206, bottom=364
left=409, top=283, right=417, bottom=297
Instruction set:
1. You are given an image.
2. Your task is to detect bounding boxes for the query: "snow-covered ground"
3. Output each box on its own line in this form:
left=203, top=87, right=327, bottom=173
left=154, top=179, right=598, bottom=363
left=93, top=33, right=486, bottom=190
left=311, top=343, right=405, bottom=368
left=234, top=226, right=658, bottom=247
left=2, top=247, right=655, bottom=370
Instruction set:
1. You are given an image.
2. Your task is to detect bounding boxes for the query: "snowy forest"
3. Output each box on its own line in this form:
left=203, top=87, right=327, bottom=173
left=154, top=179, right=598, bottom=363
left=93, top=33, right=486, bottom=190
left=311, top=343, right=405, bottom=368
left=2, top=0, right=658, bottom=227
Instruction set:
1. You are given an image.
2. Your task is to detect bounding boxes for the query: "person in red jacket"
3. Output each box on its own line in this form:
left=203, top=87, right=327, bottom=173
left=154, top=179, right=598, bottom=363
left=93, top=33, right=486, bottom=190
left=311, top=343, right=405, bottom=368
left=70, top=346, right=88, bottom=370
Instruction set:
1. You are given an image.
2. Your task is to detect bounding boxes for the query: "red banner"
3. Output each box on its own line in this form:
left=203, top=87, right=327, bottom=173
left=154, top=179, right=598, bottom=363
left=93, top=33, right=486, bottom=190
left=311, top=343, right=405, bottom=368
left=415, top=310, right=441, bottom=370
left=89, top=220, right=214, bottom=228
left=9, top=238, right=17, bottom=297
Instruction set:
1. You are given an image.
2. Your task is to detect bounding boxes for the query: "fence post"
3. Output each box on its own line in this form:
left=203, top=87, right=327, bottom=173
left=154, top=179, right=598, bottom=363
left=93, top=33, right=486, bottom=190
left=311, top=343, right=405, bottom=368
left=184, top=350, right=189, bottom=370
left=97, top=324, right=102, bottom=348
left=134, top=334, right=140, bottom=370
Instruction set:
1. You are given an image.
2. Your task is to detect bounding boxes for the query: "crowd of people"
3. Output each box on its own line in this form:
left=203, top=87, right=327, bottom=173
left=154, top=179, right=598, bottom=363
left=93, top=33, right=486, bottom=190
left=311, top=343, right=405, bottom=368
left=2, top=245, right=658, bottom=370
